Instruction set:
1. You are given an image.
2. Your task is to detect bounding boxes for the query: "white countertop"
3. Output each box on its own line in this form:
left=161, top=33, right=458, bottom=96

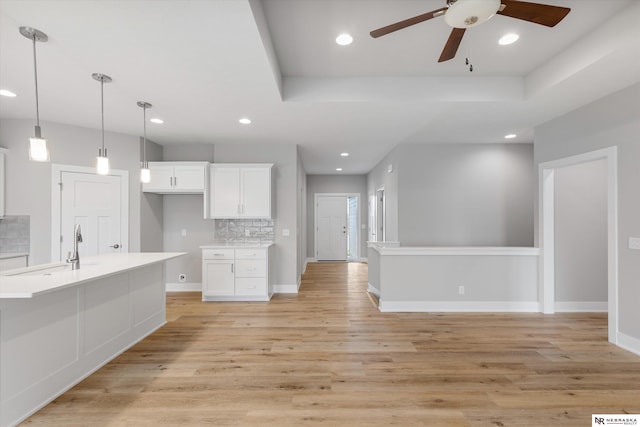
left=200, top=242, right=274, bottom=249
left=0, top=252, right=186, bottom=299
left=368, top=245, right=540, bottom=256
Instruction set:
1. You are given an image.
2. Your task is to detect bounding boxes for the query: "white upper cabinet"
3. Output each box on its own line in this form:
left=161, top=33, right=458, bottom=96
left=142, top=161, right=208, bottom=194
left=209, top=164, right=272, bottom=218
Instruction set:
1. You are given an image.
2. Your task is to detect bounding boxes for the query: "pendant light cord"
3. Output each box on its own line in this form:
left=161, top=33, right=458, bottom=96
left=32, top=35, right=40, bottom=128
left=100, top=79, right=105, bottom=153
left=143, top=104, right=147, bottom=167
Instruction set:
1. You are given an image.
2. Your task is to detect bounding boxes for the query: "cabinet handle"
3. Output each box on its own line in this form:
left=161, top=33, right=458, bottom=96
left=174, top=176, right=177, bottom=187
left=214, top=253, right=224, bottom=257
left=169, top=176, right=173, bottom=187
left=231, top=264, right=234, bottom=273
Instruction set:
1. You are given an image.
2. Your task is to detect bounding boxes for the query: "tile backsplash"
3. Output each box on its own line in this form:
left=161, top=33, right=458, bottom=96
left=0, top=215, right=30, bottom=253
left=214, top=219, right=274, bottom=244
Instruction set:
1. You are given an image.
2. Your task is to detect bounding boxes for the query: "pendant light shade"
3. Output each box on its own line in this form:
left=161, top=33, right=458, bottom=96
left=20, top=27, right=49, bottom=162
left=137, top=101, right=152, bottom=183
left=93, top=73, right=112, bottom=175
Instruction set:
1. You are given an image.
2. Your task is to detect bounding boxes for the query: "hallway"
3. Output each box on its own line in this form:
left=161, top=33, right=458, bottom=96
left=23, top=262, right=640, bottom=426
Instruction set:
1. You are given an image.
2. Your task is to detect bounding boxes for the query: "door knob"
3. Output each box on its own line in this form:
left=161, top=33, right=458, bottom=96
left=110, top=244, right=120, bottom=249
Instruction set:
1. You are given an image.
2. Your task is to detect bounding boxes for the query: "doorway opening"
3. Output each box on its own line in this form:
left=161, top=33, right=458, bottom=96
left=314, top=193, right=360, bottom=262
left=539, top=146, right=618, bottom=343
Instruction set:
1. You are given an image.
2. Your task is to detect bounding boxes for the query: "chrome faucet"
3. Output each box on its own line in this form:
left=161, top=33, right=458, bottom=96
left=66, top=224, right=83, bottom=270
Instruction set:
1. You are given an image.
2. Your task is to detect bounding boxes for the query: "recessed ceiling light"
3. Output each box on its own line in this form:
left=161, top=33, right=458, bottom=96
left=150, top=118, right=164, bottom=124
left=0, top=89, right=17, bottom=97
left=336, top=33, right=353, bottom=46
left=336, top=168, right=343, bottom=172
left=340, top=152, right=349, bottom=157
left=239, top=117, right=252, bottom=125
left=504, top=134, right=517, bottom=139
left=498, top=33, right=519, bottom=46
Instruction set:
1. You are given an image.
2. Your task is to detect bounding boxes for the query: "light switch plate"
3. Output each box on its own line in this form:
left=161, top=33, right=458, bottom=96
left=282, top=228, right=290, bottom=236
left=629, top=237, right=640, bottom=250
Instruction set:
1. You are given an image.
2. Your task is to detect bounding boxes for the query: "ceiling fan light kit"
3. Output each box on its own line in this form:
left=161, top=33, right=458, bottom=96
left=444, top=0, right=501, bottom=28
left=370, top=0, right=571, bottom=63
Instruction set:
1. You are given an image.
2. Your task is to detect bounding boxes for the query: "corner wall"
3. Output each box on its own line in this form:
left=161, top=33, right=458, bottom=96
left=534, top=82, right=640, bottom=345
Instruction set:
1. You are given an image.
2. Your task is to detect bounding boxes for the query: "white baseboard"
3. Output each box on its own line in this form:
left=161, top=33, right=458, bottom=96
left=367, top=283, right=380, bottom=297
left=349, top=257, right=368, bottom=263
left=273, top=283, right=299, bottom=294
left=166, top=282, right=201, bottom=292
left=555, top=301, right=608, bottom=312
left=378, top=300, right=541, bottom=313
left=617, top=331, right=640, bottom=357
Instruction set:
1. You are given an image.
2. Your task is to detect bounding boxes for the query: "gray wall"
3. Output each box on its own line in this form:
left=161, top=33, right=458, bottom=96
left=367, top=143, right=534, bottom=247
left=367, top=146, right=400, bottom=242
left=140, top=139, right=164, bottom=252
left=554, top=159, right=607, bottom=303
left=306, top=174, right=368, bottom=259
left=161, top=144, right=214, bottom=285
left=535, top=82, right=640, bottom=341
left=0, top=118, right=143, bottom=265
left=297, top=147, right=307, bottom=277
left=397, top=143, right=534, bottom=246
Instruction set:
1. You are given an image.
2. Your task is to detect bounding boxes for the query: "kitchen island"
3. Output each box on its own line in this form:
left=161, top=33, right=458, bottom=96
left=0, top=252, right=185, bottom=427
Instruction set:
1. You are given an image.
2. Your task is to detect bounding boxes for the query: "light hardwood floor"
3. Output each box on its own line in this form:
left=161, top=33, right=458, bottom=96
left=24, top=262, right=640, bottom=426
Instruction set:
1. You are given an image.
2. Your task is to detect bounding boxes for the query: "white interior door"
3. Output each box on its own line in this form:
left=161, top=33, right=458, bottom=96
left=59, top=171, right=123, bottom=261
left=316, top=196, right=347, bottom=261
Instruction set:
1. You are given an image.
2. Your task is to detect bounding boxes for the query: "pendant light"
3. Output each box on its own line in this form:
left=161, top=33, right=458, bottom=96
left=92, top=73, right=112, bottom=175
left=20, top=27, right=49, bottom=162
left=137, top=101, right=152, bottom=183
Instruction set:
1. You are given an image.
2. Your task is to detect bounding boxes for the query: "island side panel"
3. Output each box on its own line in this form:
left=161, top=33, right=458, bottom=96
left=0, top=263, right=167, bottom=427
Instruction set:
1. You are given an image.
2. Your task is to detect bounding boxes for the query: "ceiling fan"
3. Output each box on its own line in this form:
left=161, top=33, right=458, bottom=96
left=370, top=0, right=570, bottom=63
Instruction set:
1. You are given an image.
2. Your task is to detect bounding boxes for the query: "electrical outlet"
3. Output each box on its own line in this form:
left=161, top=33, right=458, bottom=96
left=629, top=237, right=640, bottom=250
left=181, top=229, right=187, bottom=237
left=458, top=285, right=465, bottom=295
left=178, top=274, right=186, bottom=283
left=245, top=229, right=251, bottom=237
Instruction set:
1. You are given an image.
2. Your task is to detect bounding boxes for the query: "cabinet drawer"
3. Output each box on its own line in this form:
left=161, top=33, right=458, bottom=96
left=235, top=260, right=266, bottom=277
left=235, top=248, right=266, bottom=260
left=202, top=249, right=234, bottom=260
left=235, top=278, right=266, bottom=296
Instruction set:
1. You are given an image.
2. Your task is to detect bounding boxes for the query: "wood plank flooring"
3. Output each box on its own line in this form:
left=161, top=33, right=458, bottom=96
left=23, top=262, right=640, bottom=426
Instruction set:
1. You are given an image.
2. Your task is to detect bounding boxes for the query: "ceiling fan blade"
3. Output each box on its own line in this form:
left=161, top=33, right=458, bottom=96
left=438, top=28, right=466, bottom=63
left=370, top=7, right=448, bottom=38
left=498, top=0, right=570, bottom=27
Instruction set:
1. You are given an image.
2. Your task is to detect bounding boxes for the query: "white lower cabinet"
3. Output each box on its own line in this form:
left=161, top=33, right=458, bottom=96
left=202, top=245, right=273, bottom=301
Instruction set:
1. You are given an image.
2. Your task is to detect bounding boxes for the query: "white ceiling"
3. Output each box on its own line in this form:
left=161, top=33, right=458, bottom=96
left=1, top=0, right=639, bottom=174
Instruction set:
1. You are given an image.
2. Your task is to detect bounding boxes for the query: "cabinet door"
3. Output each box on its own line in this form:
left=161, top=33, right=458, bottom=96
left=142, top=164, right=174, bottom=192
left=210, top=167, right=240, bottom=218
left=173, top=165, right=205, bottom=191
left=203, top=261, right=235, bottom=296
left=240, top=167, right=271, bottom=218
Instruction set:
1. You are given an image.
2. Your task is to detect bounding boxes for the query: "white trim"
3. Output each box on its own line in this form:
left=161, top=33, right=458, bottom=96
left=370, top=246, right=540, bottom=256
left=273, top=283, right=299, bottom=294
left=354, top=257, right=368, bottom=263
left=314, top=193, right=361, bottom=261
left=617, top=332, right=640, bottom=357
left=51, top=164, right=129, bottom=262
left=166, top=282, right=202, bottom=292
left=367, top=283, right=380, bottom=297
left=379, top=300, right=540, bottom=313
left=538, top=146, right=618, bottom=344
left=554, top=302, right=608, bottom=312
